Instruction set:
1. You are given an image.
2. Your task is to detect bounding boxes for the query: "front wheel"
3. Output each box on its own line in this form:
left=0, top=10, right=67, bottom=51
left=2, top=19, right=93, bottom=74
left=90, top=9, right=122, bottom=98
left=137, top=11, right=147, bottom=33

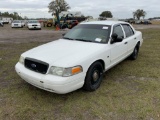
left=83, top=62, right=104, bottom=91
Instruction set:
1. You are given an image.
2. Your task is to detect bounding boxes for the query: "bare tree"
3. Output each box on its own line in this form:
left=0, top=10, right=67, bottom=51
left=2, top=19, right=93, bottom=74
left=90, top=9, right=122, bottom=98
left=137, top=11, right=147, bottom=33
left=48, top=0, right=70, bottom=26
left=133, top=9, right=146, bottom=20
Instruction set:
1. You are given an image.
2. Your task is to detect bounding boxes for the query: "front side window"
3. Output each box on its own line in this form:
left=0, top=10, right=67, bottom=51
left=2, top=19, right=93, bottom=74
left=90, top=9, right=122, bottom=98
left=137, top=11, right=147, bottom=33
left=64, top=24, right=111, bottom=43
left=113, top=25, right=124, bottom=39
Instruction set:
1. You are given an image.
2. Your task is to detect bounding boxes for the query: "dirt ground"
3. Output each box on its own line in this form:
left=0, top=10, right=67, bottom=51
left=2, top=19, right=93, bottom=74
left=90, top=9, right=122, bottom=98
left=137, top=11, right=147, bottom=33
left=0, top=24, right=66, bottom=43
left=0, top=24, right=160, bottom=44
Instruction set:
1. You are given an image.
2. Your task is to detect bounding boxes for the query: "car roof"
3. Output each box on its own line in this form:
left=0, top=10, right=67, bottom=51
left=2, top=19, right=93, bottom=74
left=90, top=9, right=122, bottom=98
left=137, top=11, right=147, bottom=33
left=81, top=20, right=128, bottom=26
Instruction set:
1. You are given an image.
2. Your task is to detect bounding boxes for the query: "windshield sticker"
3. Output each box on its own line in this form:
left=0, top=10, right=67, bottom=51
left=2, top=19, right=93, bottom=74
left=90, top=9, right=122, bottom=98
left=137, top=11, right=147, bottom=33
left=95, top=38, right=102, bottom=42
left=102, top=26, right=108, bottom=29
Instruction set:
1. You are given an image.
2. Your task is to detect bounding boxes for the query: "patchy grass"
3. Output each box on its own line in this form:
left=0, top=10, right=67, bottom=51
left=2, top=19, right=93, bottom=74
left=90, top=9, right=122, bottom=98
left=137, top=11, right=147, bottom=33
left=151, top=20, right=160, bottom=25
left=0, top=29, right=160, bottom=120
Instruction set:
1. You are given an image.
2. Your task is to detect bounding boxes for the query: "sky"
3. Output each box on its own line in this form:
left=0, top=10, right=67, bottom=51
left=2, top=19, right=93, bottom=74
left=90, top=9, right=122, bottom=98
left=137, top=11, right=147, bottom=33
left=0, top=0, right=160, bottom=19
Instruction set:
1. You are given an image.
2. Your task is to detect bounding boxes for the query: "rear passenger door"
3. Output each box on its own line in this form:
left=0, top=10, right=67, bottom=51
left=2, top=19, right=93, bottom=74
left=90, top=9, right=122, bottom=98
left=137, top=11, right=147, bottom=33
left=121, top=24, right=137, bottom=54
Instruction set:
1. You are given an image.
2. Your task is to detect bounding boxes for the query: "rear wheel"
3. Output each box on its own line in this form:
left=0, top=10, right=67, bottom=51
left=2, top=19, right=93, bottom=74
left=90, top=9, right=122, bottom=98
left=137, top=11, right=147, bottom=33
left=47, top=23, right=52, bottom=27
left=83, top=62, right=104, bottom=91
left=130, top=43, right=140, bottom=60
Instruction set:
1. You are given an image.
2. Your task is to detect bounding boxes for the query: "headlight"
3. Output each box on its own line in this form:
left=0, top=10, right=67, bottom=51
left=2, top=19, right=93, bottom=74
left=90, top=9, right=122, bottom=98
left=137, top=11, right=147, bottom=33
left=19, top=56, right=25, bottom=65
left=49, top=66, right=83, bottom=77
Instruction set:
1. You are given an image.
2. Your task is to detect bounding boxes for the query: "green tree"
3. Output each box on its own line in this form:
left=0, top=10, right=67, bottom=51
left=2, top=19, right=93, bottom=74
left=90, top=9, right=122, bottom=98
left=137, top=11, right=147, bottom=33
left=0, top=11, right=24, bottom=20
left=99, top=11, right=113, bottom=18
left=133, top=9, right=146, bottom=20
left=2, top=12, right=10, bottom=17
left=24, top=16, right=28, bottom=20
left=86, top=16, right=93, bottom=19
left=48, top=0, right=70, bottom=26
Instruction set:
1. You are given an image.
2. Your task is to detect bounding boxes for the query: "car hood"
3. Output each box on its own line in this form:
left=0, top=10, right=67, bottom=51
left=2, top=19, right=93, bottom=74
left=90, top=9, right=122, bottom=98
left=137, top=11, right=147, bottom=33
left=12, top=23, right=21, bottom=24
left=22, top=39, right=106, bottom=67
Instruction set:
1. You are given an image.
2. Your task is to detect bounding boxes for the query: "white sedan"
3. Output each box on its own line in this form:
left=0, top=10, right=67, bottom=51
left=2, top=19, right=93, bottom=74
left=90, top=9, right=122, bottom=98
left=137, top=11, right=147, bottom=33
left=27, top=20, right=41, bottom=30
left=11, top=20, right=23, bottom=28
left=0, top=20, right=3, bottom=27
left=15, top=21, right=143, bottom=94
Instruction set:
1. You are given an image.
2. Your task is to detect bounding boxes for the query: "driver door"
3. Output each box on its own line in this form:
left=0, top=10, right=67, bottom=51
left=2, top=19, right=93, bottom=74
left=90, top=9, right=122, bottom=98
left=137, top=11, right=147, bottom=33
left=110, top=24, right=128, bottom=65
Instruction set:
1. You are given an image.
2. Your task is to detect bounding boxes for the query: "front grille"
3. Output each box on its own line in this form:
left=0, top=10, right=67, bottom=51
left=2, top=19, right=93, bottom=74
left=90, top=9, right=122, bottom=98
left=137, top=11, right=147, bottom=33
left=32, top=25, right=37, bottom=26
left=24, top=58, right=49, bottom=74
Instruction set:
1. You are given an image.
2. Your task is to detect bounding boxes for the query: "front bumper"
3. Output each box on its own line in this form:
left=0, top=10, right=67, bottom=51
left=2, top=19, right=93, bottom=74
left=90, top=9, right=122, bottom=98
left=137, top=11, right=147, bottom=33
left=28, top=26, right=41, bottom=29
left=12, top=24, right=22, bottom=28
left=15, top=63, right=85, bottom=94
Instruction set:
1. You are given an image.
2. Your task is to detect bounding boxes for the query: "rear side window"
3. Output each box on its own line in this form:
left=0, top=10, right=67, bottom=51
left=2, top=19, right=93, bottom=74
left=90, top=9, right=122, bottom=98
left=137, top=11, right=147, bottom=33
left=122, top=24, right=134, bottom=37
left=113, top=25, right=124, bottom=39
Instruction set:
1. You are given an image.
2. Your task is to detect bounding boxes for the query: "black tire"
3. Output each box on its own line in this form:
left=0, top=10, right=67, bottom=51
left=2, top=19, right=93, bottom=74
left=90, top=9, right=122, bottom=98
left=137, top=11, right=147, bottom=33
left=47, top=23, right=52, bottom=27
left=83, top=62, right=104, bottom=91
left=130, top=43, right=140, bottom=60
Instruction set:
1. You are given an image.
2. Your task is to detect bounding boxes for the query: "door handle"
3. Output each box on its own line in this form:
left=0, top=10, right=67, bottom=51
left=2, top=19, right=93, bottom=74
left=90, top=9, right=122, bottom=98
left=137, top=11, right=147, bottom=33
left=124, top=42, right=128, bottom=44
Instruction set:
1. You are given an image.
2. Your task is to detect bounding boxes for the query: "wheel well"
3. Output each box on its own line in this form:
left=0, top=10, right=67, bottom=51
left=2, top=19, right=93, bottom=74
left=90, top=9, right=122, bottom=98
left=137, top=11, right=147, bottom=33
left=92, top=60, right=105, bottom=71
left=136, top=41, right=140, bottom=50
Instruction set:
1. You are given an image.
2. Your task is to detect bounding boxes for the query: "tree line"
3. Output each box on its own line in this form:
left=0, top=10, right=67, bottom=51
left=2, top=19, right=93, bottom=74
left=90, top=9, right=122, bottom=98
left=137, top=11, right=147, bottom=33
left=0, top=11, right=28, bottom=20
left=48, top=0, right=149, bottom=21
left=0, top=0, right=150, bottom=21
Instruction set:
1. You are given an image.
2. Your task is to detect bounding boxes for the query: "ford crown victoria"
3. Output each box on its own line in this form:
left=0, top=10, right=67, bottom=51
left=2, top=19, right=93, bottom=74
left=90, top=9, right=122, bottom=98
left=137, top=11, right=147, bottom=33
left=27, top=20, right=41, bottom=30
left=0, top=20, right=3, bottom=27
left=11, top=20, right=23, bottom=28
left=15, top=21, right=143, bottom=94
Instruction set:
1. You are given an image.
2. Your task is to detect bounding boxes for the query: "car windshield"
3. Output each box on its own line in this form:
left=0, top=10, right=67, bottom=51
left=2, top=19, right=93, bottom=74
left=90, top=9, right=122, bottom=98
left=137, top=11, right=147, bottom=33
left=28, top=20, right=38, bottom=23
left=13, top=20, right=21, bottom=23
left=63, top=24, right=111, bottom=43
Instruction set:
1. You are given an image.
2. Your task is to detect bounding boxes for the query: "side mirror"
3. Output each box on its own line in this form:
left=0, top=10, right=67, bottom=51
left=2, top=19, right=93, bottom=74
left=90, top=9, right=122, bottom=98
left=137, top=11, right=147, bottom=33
left=111, top=33, right=123, bottom=44
left=111, top=33, right=118, bottom=40
left=62, top=33, right=66, bottom=36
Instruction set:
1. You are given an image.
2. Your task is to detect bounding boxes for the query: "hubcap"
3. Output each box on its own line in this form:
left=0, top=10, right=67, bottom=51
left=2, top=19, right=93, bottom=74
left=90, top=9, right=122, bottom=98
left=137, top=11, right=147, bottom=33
left=92, top=70, right=99, bottom=82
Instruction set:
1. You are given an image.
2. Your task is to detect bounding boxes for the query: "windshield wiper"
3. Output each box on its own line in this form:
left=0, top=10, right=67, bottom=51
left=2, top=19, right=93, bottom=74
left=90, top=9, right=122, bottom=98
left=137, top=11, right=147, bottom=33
left=75, top=39, right=94, bottom=43
left=63, top=37, right=74, bottom=40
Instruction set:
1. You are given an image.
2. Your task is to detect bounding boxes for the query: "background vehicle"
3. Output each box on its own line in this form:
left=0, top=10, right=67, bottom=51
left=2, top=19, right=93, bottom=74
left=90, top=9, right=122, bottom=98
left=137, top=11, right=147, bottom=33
left=58, top=12, right=86, bottom=29
left=21, top=20, right=26, bottom=26
left=0, top=20, right=4, bottom=27
left=11, top=20, right=23, bottom=28
left=27, top=20, right=41, bottom=30
left=43, top=19, right=54, bottom=27
left=44, top=11, right=86, bottom=29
